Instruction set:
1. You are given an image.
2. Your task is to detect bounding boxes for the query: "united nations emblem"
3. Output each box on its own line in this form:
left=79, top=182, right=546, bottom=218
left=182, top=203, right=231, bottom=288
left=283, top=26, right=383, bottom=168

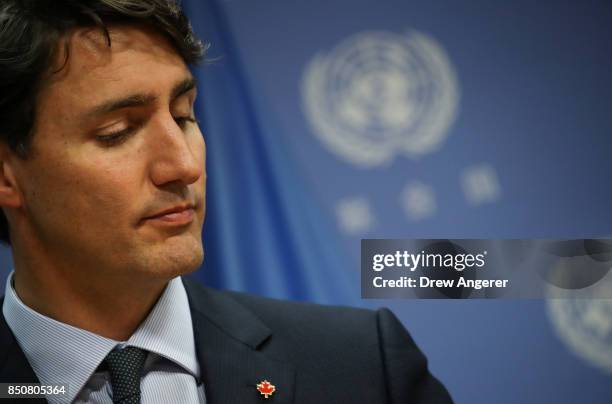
left=301, top=30, right=459, bottom=167
left=546, top=270, right=612, bottom=373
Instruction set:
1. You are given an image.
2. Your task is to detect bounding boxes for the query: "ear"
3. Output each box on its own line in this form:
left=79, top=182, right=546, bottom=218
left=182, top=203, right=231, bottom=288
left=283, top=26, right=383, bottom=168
left=0, top=145, right=23, bottom=209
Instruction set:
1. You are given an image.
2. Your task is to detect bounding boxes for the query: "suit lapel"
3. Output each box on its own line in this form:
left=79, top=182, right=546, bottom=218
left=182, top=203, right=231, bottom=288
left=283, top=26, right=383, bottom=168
left=183, top=278, right=295, bottom=404
left=0, top=298, right=47, bottom=403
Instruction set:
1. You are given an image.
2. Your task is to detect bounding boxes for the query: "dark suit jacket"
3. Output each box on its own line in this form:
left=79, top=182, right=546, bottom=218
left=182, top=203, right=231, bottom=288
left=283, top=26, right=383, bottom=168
left=0, top=277, right=452, bottom=403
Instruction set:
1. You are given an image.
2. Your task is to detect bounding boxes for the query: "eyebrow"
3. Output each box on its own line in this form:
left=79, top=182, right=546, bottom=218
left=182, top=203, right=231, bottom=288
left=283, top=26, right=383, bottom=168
left=85, top=76, right=197, bottom=118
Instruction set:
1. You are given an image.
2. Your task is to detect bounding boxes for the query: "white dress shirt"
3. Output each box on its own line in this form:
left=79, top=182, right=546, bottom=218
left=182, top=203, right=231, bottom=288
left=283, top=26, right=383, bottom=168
left=2, top=273, right=206, bottom=404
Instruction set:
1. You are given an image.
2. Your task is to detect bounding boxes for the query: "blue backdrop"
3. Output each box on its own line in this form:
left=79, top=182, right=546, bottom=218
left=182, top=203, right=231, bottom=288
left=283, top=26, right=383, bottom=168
left=1, top=0, right=610, bottom=403
left=183, top=1, right=612, bottom=403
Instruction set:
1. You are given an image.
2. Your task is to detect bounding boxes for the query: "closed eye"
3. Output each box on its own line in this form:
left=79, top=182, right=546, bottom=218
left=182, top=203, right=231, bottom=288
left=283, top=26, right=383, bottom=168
left=95, top=126, right=137, bottom=147
left=95, top=116, right=197, bottom=147
left=174, top=116, right=199, bottom=129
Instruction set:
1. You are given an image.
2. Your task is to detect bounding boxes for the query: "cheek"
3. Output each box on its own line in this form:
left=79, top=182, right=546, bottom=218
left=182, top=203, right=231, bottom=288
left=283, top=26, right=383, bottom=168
left=191, top=128, right=206, bottom=163
left=192, top=133, right=207, bottom=187
left=80, top=166, right=142, bottom=221
left=193, top=130, right=207, bottom=180
left=25, top=157, right=140, bottom=225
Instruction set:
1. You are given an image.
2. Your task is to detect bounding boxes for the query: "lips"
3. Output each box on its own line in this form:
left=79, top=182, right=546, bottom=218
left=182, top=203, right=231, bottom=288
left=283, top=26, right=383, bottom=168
left=142, top=204, right=196, bottom=226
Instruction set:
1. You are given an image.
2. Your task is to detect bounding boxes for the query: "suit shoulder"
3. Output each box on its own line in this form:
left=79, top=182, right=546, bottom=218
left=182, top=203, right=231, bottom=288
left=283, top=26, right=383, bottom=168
left=185, top=276, right=375, bottom=324
left=225, top=288, right=376, bottom=327
left=183, top=277, right=380, bottom=348
left=182, top=278, right=453, bottom=403
left=224, top=289, right=393, bottom=352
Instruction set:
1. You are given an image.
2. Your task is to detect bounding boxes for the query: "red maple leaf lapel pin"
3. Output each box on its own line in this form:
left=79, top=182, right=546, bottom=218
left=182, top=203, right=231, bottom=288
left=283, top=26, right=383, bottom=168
left=256, top=380, right=276, bottom=399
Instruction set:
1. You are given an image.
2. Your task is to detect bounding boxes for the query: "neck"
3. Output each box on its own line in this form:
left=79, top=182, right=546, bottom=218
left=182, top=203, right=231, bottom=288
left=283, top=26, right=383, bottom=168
left=11, top=253, right=168, bottom=341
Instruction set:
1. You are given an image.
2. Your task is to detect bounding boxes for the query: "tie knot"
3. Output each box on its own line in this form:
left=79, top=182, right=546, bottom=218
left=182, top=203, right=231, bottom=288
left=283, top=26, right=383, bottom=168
left=104, top=346, right=147, bottom=404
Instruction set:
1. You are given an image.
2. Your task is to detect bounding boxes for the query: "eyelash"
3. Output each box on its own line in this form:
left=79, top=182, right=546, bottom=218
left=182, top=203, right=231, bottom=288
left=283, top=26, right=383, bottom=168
left=174, top=116, right=198, bottom=128
left=96, top=116, right=198, bottom=147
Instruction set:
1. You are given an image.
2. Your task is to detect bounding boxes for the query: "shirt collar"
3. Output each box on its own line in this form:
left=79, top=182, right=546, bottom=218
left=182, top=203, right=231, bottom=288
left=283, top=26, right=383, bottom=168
left=2, top=273, right=199, bottom=403
left=127, top=276, right=200, bottom=377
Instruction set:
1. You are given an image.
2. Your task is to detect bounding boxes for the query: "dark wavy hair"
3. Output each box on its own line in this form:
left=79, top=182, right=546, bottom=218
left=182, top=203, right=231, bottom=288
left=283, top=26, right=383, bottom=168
left=0, top=0, right=206, bottom=244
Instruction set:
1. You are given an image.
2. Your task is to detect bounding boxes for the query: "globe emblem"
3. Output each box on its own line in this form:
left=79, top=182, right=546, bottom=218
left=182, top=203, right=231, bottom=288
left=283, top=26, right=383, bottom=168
left=547, top=270, right=612, bottom=373
left=337, top=67, right=416, bottom=135
left=302, top=31, right=459, bottom=167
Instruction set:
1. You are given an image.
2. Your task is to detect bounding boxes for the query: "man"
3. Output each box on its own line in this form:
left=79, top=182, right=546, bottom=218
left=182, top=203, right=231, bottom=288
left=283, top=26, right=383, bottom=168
left=0, top=1, right=452, bottom=403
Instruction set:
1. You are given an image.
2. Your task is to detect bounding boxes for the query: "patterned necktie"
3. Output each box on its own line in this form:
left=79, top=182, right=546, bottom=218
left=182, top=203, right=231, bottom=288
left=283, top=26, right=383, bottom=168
left=104, top=346, right=148, bottom=404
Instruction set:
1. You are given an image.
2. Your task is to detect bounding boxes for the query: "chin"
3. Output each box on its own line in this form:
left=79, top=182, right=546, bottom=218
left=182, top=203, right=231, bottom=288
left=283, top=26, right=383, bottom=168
left=139, top=234, right=204, bottom=280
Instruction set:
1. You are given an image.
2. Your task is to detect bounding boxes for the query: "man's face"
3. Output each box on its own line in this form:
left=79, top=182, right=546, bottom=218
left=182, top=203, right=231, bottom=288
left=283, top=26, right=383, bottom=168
left=9, top=25, right=206, bottom=281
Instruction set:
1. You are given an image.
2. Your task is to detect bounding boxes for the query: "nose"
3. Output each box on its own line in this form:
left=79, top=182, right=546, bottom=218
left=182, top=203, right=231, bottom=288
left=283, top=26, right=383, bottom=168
left=148, top=114, right=204, bottom=188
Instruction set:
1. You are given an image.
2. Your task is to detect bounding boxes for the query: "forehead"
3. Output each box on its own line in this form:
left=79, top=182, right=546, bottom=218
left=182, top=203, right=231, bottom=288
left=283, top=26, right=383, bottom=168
left=40, top=24, right=189, bottom=111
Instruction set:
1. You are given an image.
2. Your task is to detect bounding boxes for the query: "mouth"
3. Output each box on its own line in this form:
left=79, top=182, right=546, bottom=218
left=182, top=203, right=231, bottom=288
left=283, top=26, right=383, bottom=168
left=142, top=204, right=196, bottom=226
